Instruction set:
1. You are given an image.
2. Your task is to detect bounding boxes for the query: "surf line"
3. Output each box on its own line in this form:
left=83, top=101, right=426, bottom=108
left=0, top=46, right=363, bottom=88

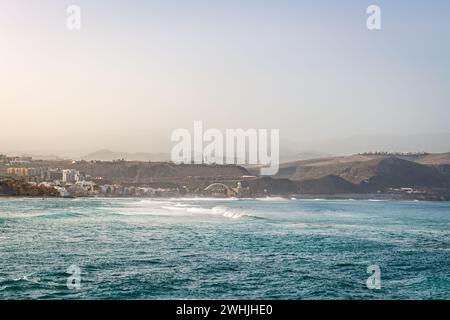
left=176, top=304, right=210, bottom=318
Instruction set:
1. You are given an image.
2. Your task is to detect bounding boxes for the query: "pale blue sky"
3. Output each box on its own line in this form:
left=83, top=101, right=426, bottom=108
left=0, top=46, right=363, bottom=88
left=1, top=0, right=449, bottom=155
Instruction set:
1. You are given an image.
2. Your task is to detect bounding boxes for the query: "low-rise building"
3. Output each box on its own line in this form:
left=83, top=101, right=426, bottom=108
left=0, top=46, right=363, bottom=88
left=7, top=167, right=45, bottom=177
left=47, top=169, right=63, bottom=182
left=52, top=185, right=71, bottom=197
left=62, top=169, right=81, bottom=183
left=67, top=181, right=97, bottom=197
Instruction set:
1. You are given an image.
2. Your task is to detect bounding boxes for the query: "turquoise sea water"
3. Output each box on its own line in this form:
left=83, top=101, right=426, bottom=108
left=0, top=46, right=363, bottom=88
left=0, top=197, right=449, bottom=300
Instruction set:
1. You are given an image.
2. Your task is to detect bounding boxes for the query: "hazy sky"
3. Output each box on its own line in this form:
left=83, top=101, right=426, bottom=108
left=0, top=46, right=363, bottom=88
left=1, top=0, right=449, bottom=156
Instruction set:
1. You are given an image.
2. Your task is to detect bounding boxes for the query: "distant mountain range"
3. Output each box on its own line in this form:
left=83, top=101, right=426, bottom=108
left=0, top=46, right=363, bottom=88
left=7, top=132, right=450, bottom=163
left=295, top=133, right=450, bottom=155
left=81, top=149, right=170, bottom=162
left=79, top=148, right=328, bottom=163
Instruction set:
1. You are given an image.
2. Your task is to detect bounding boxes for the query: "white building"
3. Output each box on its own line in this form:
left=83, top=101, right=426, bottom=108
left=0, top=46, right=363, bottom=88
left=75, top=181, right=96, bottom=191
left=52, top=186, right=71, bottom=197
left=62, top=169, right=81, bottom=183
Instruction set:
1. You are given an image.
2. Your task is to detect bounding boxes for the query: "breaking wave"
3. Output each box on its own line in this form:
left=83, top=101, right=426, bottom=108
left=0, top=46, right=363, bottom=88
left=111, top=199, right=253, bottom=220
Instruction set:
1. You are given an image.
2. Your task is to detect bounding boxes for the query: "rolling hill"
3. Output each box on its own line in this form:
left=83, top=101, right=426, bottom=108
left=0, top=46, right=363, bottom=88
left=274, top=153, right=450, bottom=192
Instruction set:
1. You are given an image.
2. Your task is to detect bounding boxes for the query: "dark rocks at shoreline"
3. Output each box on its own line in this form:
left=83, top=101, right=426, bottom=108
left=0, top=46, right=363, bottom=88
left=0, top=178, right=59, bottom=197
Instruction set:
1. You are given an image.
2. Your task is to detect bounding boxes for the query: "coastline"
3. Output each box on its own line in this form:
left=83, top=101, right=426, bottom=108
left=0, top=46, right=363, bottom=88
left=1, top=193, right=449, bottom=201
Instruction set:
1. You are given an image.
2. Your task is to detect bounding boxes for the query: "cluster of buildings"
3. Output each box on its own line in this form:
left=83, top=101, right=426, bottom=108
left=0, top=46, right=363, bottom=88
left=388, top=187, right=425, bottom=195
left=1, top=154, right=181, bottom=198
left=99, top=185, right=179, bottom=197
left=5, top=167, right=90, bottom=184
left=1, top=155, right=95, bottom=197
left=1, top=154, right=252, bottom=198
left=7, top=168, right=96, bottom=197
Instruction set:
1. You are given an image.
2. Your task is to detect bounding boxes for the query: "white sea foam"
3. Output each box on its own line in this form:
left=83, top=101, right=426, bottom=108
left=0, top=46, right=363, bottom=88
left=181, top=205, right=250, bottom=219
left=211, top=206, right=249, bottom=219
left=160, top=205, right=186, bottom=211
left=12, top=275, right=41, bottom=284
left=256, top=197, right=288, bottom=201
left=112, top=199, right=251, bottom=220
left=186, top=207, right=213, bottom=214
left=167, top=197, right=240, bottom=202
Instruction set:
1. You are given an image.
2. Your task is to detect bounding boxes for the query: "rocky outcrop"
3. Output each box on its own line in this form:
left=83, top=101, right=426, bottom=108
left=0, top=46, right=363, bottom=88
left=0, top=178, right=59, bottom=197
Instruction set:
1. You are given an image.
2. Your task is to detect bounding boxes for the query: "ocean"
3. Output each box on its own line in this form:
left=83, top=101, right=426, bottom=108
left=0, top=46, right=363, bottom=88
left=0, top=197, right=449, bottom=299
